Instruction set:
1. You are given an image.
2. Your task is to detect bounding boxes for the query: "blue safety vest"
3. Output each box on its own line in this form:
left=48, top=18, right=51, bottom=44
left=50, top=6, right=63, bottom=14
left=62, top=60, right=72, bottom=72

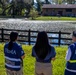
left=4, top=42, right=25, bottom=71
left=66, top=43, right=76, bottom=70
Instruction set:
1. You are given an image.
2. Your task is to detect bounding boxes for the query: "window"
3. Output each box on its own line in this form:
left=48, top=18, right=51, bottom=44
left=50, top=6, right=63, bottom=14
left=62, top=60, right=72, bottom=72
left=66, top=9, right=72, bottom=12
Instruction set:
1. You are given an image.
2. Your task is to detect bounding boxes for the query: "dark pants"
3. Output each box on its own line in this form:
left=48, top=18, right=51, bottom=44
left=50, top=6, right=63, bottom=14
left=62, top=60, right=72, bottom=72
left=64, top=69, right=76, bottom=75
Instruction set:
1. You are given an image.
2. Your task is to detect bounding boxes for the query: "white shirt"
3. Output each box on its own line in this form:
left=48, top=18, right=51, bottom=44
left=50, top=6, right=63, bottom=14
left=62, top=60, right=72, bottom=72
left=65, top=48, right=72, bottom=61
left=65, top=44, right=76, bottom=72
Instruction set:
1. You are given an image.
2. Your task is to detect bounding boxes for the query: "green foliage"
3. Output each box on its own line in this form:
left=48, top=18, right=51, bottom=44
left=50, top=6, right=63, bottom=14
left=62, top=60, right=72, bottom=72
left=58, top=0, right=62, bottom=4
left=0, top=44, right=68, bottom=75
left=0, top=8, right=2, bottom=14
left=0, top=0, right=33, bottom=16
left=36, top=0, right=41, bottom=13
left=22, top=9, right=26, bottom=16
left=45, top=0, right=50, bottom=4
left=29, top=8, right=38, bottom=20
left=53, top=46, right=67, bottom=75
left=67, top=0, right=75, bottom=4
left=35, top=16, right=76, bottom=21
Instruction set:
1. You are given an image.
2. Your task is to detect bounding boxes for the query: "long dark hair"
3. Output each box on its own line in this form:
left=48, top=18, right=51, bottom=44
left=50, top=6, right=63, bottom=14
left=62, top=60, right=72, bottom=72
left=8, top=32, right=18, bottom=50
left=34, top=31, right=51, bottom=60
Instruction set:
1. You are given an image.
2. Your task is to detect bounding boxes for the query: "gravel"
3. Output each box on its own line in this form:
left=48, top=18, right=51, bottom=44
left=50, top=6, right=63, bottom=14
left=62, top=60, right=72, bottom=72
left=0, top=19, right=76, bottom=33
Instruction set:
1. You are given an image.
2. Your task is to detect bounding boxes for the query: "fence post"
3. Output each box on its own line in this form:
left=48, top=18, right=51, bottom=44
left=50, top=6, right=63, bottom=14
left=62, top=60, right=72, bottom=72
left=58, top=31, right=61, bottom=46
left=1, top=28, right=4, bottom=42
left=28, top=29, right=31, bottom=45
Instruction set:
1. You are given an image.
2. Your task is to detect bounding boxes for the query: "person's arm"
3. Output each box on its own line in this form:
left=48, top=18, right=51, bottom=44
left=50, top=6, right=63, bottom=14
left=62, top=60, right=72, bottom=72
left=20, top=49, right=25, bottom=59
left=32, top=47, right=36, bottom=57
left=52, top=57, right=55, bottom=61
left=17, top=45, right=25, bottom=59
left=51, top=47, right=56, bottom=61
left=21, top=54, right=25, bottom=59
left=65, top=48, right=71, bottom=61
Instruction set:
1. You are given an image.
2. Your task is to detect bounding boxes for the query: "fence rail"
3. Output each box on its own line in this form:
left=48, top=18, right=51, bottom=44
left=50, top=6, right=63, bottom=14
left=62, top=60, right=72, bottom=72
left=0, top=28, right=72, bottom=46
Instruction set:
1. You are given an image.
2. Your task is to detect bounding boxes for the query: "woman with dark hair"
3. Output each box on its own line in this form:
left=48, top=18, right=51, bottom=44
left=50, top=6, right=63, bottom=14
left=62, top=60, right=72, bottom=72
left=32, top=31, right=56, bottom=75
left=4, top=32, right=25, bottom=75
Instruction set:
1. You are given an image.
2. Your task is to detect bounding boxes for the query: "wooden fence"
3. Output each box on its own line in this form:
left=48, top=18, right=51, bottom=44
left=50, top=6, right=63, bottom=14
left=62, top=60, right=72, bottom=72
left=0, top=28, right=72, bottom=46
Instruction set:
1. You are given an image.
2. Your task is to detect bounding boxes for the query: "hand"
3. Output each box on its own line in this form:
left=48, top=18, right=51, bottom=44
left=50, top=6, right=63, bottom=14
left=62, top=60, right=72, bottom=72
left=52, top=57, right=55, bottom=61
left=21, top=54, right=25, bottom=59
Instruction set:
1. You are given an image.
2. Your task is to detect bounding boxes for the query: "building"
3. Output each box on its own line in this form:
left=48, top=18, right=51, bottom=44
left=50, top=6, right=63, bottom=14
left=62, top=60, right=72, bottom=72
left=42, top=4, right=76, bottom=17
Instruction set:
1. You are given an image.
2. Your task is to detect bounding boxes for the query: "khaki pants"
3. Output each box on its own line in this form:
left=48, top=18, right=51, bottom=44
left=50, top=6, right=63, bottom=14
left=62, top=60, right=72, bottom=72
left=6, top=68, right=23, bottom=75
left=35, top=62, right=52, bottom=75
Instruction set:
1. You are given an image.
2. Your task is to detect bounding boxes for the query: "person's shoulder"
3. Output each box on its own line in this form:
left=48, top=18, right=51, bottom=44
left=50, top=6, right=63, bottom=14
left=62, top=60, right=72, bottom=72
left=32, top=46, right=36, bottom=53
left=49, top=45, right=55, bottom=53
left=32, top=46, right=36, bottom=57
left=51, top=46, right=55, bottom=50
left=32, top=46, right=35, bottom=51
left=14, top=42, right=21, bottom=46
left=69, top=43, right=75, bottom=49
left=32, top=46, right=35, bottom=49
left=4, top=42, right=9, bottom=47
left=14, top=42, right=22, bottom=48
left=49, top=45, right=56, bottom=57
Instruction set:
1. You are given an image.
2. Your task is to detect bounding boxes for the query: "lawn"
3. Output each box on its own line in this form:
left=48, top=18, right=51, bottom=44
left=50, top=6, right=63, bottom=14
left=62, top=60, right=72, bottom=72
left=0, top=44, right=67, bottom=75
left=35, top=16, right=76, bottom=21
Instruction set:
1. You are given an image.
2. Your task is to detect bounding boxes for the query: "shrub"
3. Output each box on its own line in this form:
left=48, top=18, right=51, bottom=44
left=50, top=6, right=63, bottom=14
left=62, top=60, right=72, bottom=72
left=29, top=8, right=38, bottom=20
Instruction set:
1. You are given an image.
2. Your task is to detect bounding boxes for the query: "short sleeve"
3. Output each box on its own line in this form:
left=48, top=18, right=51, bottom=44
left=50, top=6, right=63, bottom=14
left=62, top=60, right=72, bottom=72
left=69, top=44, right=75, bottom=51
left=4, top=43, right=8, bottom=55
left=32, top=47, right=36, bottom=57
left=65, top=48, right=71, bottom=61
left=4, top=44, right=6, bottom=55
left=51, top=47, right=56, bottom=58
left=17, top=45, right=25, bottom=58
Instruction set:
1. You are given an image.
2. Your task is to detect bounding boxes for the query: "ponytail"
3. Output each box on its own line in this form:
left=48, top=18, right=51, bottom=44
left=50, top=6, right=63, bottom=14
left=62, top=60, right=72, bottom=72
left=8, top=32, right=18, bottom=50
left=8, top=41, right=13, bottom=50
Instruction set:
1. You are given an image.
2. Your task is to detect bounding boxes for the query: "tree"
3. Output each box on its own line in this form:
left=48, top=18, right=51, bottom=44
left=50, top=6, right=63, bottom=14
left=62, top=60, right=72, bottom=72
left=64, top=0, right=75, bottom=4
left=15, top=0, right=25, bottom=15
left=0, top=0, right=34, bottom=16
left=29, top=8, right=38, bottom=20
left=0, top=0, right=7, bottom=15
left=0, top=0, right=15, bottom=16
left=67, top=0, right=72, bottom=4
left=25, top=3, right=32, bottom=17
left=36, top=0, right=41, bottom=14
left=0, top=0, right=41, bottom=17
left=53, top=0, right=63, bottom=4
left=21, top=0, right=33, bottom=17
left=58, top=0, right=63, bottom=4
left=45, top=0, right=49, bottom=4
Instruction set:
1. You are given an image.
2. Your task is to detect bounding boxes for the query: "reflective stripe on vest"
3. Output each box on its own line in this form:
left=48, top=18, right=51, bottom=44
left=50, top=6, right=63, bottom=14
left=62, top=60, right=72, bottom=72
left=5, top=56, right=21, bottom=69
left=5, top=63, right=21, bottom=68
left=69, top=60, right=76, bottom=63
left=66, top=67, right=76, bottom=72
left=5, top=56, right=21, bottom=61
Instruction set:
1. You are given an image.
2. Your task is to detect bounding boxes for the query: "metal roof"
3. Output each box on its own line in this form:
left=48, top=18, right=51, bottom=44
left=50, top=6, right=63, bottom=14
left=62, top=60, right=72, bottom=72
left=42, top=4, right=76, bottom=9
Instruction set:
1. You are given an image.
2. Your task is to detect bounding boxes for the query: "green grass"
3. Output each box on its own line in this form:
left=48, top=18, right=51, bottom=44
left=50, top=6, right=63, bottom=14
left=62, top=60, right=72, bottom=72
left=0, top=44, right=67, bottom=75
left=35, top=16, right=76, bottom=21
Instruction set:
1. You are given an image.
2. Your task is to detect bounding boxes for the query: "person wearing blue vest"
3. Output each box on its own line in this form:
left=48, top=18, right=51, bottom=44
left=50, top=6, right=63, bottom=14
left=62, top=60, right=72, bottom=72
left=32, top=31, right=56, bottom=75
left=4, top=32, right=25, bottom=75
left=65, top=31, right=76, bottom=75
